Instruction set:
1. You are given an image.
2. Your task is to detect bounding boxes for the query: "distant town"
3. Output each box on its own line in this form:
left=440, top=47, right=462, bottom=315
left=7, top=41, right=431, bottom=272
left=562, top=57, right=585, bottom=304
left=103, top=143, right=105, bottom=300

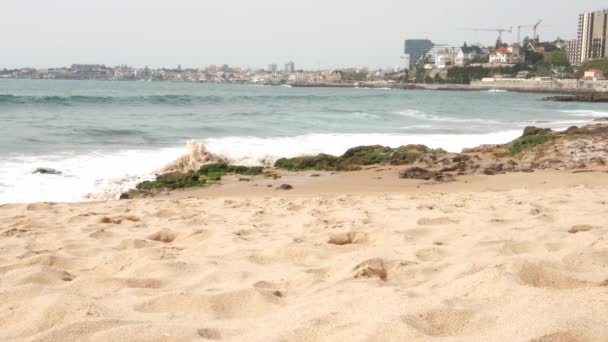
left=2, top=9, right=607, bottom=92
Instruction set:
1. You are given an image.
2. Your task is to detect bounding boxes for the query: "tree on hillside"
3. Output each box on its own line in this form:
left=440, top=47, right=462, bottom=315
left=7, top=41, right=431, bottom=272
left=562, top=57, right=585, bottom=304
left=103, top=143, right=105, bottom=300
left=524, top=49, right=545, bottom=65
left=415, top=58, right=428, bottom=83
left=544, top=51, right=570, bottom=67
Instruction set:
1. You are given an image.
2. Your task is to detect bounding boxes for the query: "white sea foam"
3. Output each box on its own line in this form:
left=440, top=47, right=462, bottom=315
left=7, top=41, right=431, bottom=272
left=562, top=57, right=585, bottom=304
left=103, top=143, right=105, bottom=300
left=0, top=148, right=184, bottom=204
left=394, top=110, right=502, bottom=124
left=202, top=131, right=522, bottom=166
left=561, top=109, right=608, bottom=118
left=0, top=131, right=524, bottom=204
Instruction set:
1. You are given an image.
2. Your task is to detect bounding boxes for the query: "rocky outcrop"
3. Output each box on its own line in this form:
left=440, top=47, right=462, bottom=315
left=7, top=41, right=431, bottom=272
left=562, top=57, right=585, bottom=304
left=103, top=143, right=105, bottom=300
left=543, top=94, right=608, bottom=102
left=399, top=122, right=608, bottom=182
left=274, top=145, right=446, bottom=171
left=399, top=167, right=454, bottom=182
left=33, top=168, right=62, bottom=175
left=121, top=163, right=264, bottom=199
left=522, top=126, right=552, bottom=137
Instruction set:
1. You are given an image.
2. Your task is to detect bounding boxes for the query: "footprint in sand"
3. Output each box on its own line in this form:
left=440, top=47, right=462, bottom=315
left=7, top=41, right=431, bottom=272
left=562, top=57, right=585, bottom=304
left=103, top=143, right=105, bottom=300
left=135, top=289, right=280, bottom=320
left=117, top=239, right=149, bottom=250
left=529, top=331, right=590, bottom=342
left=401, top=307, right=474, bottom=337
left=147, top=229, right=177, bottom=243
left=328, top=232, right=369, bottom=246
left=518, top=262, right=606, bottom=290
left=415, top=248, right=446, bottom=262
left=18, top=268, right=75, bottom=285
left=1, top=228, right=28, bottom=238
left=108, top=277, right=164, bottom=289
left=353, top=258, right=388, bottom=281
left=568, top=225, right=595, bottom=234
left=197, top=328, right=221, bottom=340
left=89, top=229, right=114, bottom=240
left=100, top=217, right=122, bottom=224
left=417, top=217, right=460, bottom=226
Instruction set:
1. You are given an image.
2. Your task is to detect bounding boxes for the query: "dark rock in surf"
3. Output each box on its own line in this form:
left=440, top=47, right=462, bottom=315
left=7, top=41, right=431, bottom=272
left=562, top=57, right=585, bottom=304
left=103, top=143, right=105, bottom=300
left=522, top=126, right=552, bottom=137
left=33, top=168, right=62, bottom=175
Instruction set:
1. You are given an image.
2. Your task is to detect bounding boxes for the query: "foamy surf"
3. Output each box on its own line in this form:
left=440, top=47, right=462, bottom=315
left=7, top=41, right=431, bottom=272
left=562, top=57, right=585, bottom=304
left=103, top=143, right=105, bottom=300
left=0, top=148, right=185, bottom=204
left=561, top=109, right=608, bottom=118
left=0, top=131, right=526, bottom=204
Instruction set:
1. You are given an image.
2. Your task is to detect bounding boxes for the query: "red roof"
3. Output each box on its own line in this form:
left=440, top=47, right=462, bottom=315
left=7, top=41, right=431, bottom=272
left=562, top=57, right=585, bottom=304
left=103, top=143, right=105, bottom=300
left=587, top=69, right=602, bottom=73
left=493, top=47, right=511, bottom=54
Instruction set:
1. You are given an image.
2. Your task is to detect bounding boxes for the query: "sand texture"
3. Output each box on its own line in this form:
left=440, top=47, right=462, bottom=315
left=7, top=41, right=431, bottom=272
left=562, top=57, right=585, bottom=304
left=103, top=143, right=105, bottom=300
left=1, top=177, right=608, bottom=341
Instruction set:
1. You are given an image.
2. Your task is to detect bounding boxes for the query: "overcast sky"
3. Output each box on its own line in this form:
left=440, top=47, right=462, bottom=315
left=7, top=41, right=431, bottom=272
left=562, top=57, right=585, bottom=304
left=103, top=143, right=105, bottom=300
left=1, top=0, right=606, bottom=69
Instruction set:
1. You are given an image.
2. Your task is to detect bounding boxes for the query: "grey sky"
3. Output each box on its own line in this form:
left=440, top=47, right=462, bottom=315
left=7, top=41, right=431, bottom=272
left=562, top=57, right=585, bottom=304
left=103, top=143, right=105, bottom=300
left=1, top=0, right=606, bottom=69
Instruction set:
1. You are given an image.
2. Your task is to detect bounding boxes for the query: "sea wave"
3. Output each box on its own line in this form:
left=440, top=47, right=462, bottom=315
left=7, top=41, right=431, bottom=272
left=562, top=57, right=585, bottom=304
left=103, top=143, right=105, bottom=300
left=394, top=110, right=502, bottom=124
left=0, top=130, right=523, bottom=204
left=202, top=131, right=522, bottom=166
left=0, top=93, right=389, bottom=106
left=561, top=109, right=608, bottom=118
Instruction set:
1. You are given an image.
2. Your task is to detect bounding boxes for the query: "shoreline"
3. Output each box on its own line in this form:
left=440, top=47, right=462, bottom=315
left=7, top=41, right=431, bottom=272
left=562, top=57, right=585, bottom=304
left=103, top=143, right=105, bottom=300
left=291, top=81, right=608, bottom=95
left=4, top=77, right=608, bottom=95
left=2, top=123, right=608, bottom=341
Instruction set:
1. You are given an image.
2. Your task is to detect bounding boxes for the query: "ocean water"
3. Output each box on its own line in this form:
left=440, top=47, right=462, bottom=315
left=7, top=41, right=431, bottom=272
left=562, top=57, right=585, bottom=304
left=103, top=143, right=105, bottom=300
left=1, top=79, right=606, bottom=203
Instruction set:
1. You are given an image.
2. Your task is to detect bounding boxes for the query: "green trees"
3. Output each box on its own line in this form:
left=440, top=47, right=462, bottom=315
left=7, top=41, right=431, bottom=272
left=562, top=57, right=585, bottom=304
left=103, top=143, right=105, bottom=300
left=544, top=51, right=569, bottom=67
left=576, top=59, right=608, bottom=78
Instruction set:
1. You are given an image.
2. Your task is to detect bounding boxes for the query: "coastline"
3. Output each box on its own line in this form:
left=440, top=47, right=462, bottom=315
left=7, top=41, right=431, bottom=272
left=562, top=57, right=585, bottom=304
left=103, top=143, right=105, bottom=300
left=291, top=80, right=608, bottom=95
left=2, top=122, right=608, bottom=340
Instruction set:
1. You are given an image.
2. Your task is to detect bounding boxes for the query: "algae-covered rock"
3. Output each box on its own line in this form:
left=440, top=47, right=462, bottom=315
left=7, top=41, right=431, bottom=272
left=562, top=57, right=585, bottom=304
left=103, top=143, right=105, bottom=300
left=274, top=145, right=446, bottom=171
left=507, top=135, right=557, bottom=155
left=274, top=154, right=340, bottom=171
left=122, top=163, right=265, bottom=198
left=136, top=172, right=207, bottom=191
left=340, top=145, right=393, bottom=166
left=391, top=145, right=446, bottom=165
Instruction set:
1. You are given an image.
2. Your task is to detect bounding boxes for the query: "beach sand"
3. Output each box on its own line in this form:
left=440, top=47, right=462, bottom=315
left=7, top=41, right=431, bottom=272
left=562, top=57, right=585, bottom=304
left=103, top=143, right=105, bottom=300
left=1, top=169, right=608, bottom=341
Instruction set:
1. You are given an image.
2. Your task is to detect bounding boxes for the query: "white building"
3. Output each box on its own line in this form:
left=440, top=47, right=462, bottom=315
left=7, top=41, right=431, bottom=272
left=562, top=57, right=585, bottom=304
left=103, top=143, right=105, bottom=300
left=584, top=69, right=606, bottom=80
left=489, top=45, right=524, bottom=64
left=455, top=45, right=484, bottom=66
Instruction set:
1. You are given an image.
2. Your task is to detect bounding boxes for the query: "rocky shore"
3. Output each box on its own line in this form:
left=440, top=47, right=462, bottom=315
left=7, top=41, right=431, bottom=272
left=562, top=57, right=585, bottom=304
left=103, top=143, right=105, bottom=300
left=543, top=93, right=608, bottom=102
left=121, top=122, right=608, bottom=198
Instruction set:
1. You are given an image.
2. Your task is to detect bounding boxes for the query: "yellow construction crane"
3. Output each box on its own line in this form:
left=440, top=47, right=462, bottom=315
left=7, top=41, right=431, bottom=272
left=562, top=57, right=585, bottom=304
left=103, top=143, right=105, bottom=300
left=459, top=27, right=513, bottom=45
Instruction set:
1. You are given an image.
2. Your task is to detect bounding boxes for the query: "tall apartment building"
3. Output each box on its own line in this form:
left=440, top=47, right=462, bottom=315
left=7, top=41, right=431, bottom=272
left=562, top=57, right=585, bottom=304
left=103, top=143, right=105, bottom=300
left=267, top=63, right=278, bottom=73
left=404, top=39, right=434, bottom=69
left=566, top=39, right=581, bottom=65
left=284, top=61, right=295, bottom=73
left=568, top=9, right=608, bottom=65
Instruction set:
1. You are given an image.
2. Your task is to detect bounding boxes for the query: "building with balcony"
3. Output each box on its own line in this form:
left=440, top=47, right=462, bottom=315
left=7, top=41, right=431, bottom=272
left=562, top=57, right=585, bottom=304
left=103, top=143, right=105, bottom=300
left=568, top=9, right=608, bottom=65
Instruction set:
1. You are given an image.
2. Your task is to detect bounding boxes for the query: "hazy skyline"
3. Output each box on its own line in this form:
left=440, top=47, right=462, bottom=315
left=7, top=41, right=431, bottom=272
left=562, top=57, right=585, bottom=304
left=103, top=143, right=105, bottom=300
left=2, top=0, right=606, bottom=69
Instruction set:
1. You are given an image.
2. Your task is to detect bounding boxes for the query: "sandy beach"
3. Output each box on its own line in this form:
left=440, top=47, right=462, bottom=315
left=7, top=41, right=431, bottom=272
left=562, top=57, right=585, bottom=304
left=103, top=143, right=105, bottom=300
left=1, top=169, right=608, bottom=342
